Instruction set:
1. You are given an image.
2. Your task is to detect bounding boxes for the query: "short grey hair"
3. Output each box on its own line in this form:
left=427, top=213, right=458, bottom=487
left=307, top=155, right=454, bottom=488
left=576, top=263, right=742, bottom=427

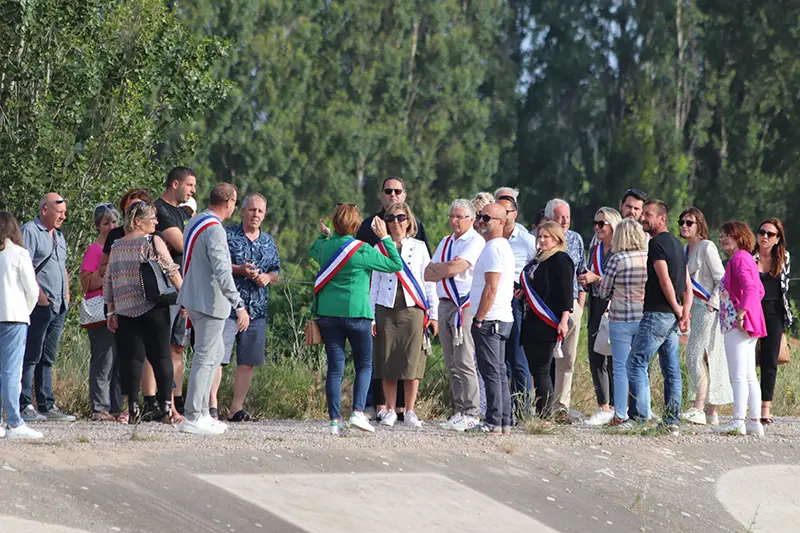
left=450, top=199, right=476, bottom=219
left=545, top=198, right=570, bottom=219
left=494, top=187, right=519, bottom=201
left=243, top=193, right=267, bottom=209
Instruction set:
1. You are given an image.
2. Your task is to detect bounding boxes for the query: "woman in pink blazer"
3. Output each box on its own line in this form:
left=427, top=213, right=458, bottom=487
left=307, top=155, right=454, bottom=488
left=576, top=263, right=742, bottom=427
left=716, top=221, right=767, bottom=436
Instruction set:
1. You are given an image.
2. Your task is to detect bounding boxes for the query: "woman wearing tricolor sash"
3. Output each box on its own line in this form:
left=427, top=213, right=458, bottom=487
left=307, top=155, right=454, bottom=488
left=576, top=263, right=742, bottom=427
left=369, top=202, right=438, bottom=428
left=679, top=207, right=732, bottom=426
left=577, top=207, right=621, bottom=426
left=520, top=221, right=574, bottom=417
left=310, top=204, right=403, bottom=435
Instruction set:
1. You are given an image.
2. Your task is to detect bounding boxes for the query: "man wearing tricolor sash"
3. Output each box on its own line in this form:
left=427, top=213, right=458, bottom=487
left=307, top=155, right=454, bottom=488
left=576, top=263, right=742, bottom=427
left=425, top=199, right=485, bottom=431
left=178, top=183, right=250, bottom=436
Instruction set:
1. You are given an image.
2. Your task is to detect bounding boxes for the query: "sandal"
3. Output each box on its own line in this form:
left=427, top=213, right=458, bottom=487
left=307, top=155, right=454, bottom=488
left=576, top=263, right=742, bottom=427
left=229, top=409, right=251, bottom=422
left=91, top=411, right=117, bottom=422
left=760, top=417, right=774, bottom=425
left=115, top=412, right=129, bottom=424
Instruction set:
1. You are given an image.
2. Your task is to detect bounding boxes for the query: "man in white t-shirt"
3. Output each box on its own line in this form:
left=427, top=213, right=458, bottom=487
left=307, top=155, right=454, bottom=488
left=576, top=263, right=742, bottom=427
left=425, top=199, right=485, bottom=431
left=470, top=202, right=515, bottom=434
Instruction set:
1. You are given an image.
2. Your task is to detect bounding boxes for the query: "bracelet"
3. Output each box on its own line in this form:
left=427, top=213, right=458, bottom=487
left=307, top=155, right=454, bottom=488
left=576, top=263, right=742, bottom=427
left=106, top=312, right=116, bottom=317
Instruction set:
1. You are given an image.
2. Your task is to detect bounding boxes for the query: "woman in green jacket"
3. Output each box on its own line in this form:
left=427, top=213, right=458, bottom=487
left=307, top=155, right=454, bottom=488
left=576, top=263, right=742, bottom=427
left=310, top=203, right=402, bottom=435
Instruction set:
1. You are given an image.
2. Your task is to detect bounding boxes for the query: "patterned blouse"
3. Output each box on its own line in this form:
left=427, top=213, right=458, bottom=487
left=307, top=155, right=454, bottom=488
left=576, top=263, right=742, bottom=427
left=104, top=236, right=179, bottom=318
left=754, top=250, right=793, bottom=326
left=597, top=250, right=648, bottom=323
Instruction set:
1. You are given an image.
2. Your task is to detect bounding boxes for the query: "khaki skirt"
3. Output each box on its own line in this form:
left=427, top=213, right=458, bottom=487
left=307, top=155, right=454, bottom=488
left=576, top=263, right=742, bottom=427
left=374, top=290, right=426, bottom=380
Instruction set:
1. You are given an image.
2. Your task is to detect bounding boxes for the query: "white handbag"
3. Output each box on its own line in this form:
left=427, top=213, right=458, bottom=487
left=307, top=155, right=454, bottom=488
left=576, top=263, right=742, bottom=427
left=79, top=295, right=106, bottom=328
left=593, top=312, right=613, bottom=356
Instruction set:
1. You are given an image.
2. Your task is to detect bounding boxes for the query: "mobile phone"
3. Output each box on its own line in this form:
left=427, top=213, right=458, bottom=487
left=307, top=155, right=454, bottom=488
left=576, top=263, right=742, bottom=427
left=514, top=281, right=522, bottom=291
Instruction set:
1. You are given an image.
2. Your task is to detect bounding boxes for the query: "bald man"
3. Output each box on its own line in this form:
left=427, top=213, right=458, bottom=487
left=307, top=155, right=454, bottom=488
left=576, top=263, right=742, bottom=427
left=19, top=193, right=76, bottom=422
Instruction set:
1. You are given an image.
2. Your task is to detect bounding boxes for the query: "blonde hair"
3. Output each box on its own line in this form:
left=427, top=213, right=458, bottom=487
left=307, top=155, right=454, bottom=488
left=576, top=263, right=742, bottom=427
left=595, top=206, right=622, bottom=234
left=384, top=202, right=418, bottom=239
left=536, top=221, right=567, bottom=262
left=472, top=192, right=494, bottom=213
left=124, top=202, right=157, bottom=233
left=611, top=218, right=648, bottom=253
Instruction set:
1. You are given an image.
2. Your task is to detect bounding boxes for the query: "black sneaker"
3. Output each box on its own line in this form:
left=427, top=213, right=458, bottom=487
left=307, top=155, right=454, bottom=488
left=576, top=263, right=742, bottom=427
left=229, top=410, right=251, bottom=422
left=140, top=399, right=162, bottom=422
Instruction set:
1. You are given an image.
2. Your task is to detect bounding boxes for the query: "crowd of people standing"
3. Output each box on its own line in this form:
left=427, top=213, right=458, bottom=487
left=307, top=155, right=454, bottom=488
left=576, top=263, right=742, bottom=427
left=0, top=170, right=792, bottom=439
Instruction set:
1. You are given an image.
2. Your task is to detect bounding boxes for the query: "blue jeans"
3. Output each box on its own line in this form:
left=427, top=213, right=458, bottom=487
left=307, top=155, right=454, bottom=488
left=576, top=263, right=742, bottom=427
left=318, top=316, right=373, bottom=420
left=505, top=298, right=532, bottom=417
left=21, top=304, right=67, bottom=411
left=609, top=320, right=641, bottom=421
left=473, top=320, right=513, bottom=427
left=627, top=312, right=682, bottom=425
left=0, top=322, right=28, bottom=427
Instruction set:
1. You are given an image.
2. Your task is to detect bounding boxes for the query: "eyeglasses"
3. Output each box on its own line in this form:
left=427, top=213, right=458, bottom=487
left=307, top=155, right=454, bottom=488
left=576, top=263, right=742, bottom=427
left=758, top=229, right=778, bottom=238
left=625, top=188, right=648, bottom=201
left=228, top=198, right=240, bottom=207
left=476, top=213, right=503, bottom=223
left=449, top=214, right=469, bottom=220
left=678, top=219, right=695, bottom=227
left=385, top=214, right=408, bottom=223
left=592, top=220, right=607, bottom=229
left=383, top=188, right=404, bottom=196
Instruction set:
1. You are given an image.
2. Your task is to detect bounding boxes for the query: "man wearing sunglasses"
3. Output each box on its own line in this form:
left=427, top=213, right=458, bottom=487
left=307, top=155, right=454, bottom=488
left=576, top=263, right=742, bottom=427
left=19, top=193, right=76, bottom=422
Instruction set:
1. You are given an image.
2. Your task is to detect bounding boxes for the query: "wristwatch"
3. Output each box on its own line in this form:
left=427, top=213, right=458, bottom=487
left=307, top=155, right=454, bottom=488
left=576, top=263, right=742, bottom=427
left=473, top=317, right=483, bottom=327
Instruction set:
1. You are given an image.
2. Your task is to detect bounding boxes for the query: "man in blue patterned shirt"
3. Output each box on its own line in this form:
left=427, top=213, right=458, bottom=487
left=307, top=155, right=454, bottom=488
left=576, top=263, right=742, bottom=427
left=545, top=198, right=587, bottom=420
left=210, top=193, right=280, bottom=422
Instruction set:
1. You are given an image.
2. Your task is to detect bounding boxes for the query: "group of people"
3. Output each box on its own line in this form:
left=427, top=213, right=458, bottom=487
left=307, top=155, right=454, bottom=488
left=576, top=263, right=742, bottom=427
left=312, top=181, right=791, bottom=437
left=0, top=167, right=280, bottom=438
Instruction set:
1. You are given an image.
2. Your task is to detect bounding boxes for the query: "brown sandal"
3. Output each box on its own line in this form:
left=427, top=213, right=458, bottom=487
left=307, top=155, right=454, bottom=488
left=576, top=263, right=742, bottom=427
left=91, top=411, right=117, bottom=422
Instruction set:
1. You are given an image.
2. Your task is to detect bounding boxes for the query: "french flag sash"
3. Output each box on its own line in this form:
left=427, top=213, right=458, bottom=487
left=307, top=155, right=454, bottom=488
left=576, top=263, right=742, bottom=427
left=182, top=213, right=222, bottom=329
left=440, top=234, right=470, bottom=331
left=520, top=270, right=562, bottom=340
left=685, top=246, right=711, bottom=302
left=377, top=241, right=430, bottom=329
left=590, top=242, right=605, bottom=276
left=314, top=239, right=365, bottom=294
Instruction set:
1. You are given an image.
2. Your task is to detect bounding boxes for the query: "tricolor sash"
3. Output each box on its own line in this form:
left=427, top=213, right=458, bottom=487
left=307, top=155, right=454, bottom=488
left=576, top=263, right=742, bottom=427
left=377, top=241, right=430, bottom=328
left=182, top=213, right=222, bottom=329
left=685, top=246, right=711, bottom=302
left=439, top=234, right=471, bottom=333
left=314, top=239, right=365, bottom=294
left=520, top=270, right=562, bottom=340
left=590, top=242, right=605, bottom=276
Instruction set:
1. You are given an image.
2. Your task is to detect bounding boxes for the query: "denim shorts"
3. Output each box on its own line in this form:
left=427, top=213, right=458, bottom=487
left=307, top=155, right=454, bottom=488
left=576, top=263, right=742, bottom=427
left=221, top=316, right=267, bottom=367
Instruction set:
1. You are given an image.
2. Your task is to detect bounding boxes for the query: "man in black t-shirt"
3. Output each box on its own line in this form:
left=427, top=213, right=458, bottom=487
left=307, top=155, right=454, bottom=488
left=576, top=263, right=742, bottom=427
left=154, top=166, right=197, bottom=417
left=626, top=200, right=692, bottom=432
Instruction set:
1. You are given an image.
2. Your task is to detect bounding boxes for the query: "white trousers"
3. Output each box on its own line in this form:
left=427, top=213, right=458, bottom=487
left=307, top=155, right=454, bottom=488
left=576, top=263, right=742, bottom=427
left=723, top=328, right=761, bottom=421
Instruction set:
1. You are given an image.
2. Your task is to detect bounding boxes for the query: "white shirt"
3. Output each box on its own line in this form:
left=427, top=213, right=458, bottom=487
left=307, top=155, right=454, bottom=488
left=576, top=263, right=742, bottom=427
left=0, top=240, right=39, bottom=324
left=431, top=227, right=485, bottom=300
left=370, top=238, right=439, bottom=320
left=509, top=225, right=537, bottom=277
left=470, top=237, right=515, bottom=322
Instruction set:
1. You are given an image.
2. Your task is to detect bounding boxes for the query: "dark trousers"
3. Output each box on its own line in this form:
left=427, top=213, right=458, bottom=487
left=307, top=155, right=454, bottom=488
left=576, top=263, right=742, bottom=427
left=759, top=304, right=785, bottom=402
left=473, top=320, right=513, bottom=427
left=587, top=294, right=614, bottom=406
left=117, top=307, right=174, bottom=405
left=506, top=298, right=532, bottom=417
left=526, top=337, right=557, bottom=416
left=21, top=304, right=67, bottom=411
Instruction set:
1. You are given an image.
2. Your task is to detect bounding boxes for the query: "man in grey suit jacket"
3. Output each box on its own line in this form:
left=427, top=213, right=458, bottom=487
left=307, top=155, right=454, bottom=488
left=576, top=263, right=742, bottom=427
left=178, top=183, right=250, bottom=436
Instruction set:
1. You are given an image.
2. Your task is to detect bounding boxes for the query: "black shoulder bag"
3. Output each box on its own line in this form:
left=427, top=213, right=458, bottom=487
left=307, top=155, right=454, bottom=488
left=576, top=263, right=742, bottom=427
left=140, top=236, right=178, bottom=306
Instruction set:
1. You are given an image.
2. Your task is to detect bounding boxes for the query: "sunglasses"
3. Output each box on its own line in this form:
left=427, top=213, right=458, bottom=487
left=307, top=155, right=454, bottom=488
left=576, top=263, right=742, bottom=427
left=678, top=219, right=695, bottom=227
left=94, top=202, right=114, bottom=213
left=625, top=188, right=648, bottom=201
left=592, top=220, right=607, bottom=229
left=497, top=195, right=516, bottom=203
left=385, top=214, right=408, bottom=223
left=383, top=188, right=404, bottom=196
left=476, top=213, right=503, bottom=223
left=758, top=229, right=778, bottom=238
left=55, top=198, right=66, bottom=204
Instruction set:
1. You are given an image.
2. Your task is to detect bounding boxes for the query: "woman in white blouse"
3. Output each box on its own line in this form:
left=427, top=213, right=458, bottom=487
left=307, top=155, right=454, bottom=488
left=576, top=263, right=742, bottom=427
left=0, top=212, right=44, bottom=439
left=370, top=202, right=439, bottom=428
left=679, top=207, right=733, bottom=425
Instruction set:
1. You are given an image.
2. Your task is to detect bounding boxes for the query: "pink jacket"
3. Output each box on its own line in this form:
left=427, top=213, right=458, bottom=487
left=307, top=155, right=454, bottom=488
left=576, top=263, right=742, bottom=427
left=724, top=250, right=767, bottom=338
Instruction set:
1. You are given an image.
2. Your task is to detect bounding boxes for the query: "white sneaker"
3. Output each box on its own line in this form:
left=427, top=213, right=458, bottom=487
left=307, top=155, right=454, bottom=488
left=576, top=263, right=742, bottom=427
left=329, top=420, right=345, bottom=435
left=404, top=411, right=423, bottom=428
left=706, top=413, right=720, bottom=426
left=451, top=415, right=480, bottom=432
left=348, top=412, right=375, bottom=433
left=584, top=409, right=614, bottom=426
left=714, top=419, right=746, bottom=436
left=5, top=424, right=42, bottom=440
left=179, top=418, right=225, bottom=436
left=681, top=407, right=707, bottom=425
left=439, top=412, right=463, bottom=429
left=746, top=419, right=765, bottom=437
left=0, top=425, right=4, bottom=438
left=376, top=408, right=389, bottom=422
left=203, top=414, right=228, bottom=432
left=379, top=409, right=397, bottom=427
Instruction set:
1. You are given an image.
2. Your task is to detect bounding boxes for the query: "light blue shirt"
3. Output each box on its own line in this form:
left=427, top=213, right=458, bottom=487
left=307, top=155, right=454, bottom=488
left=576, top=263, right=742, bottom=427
left=509, top=224, right=537, bottom=277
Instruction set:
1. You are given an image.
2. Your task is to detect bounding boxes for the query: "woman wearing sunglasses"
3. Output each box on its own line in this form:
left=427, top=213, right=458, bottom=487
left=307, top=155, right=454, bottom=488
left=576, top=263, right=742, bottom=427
left=369, top=202, right=438, bottom=428
left=753, top=218, right=792, bottom=424
left=577, top=207, right=621, bottom=425
left=679, top=207, right=732, bottom=426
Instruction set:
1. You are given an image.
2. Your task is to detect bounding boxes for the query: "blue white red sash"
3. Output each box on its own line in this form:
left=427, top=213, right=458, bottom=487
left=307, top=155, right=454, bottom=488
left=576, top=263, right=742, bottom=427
left=314, top=239, right=365, bottom=294
left=520, top=270, right=562, bottom=339
left=183, top=214, right=222, bottom=276
left=591, top=242, right=605, bottom=276
left=685, top=246, right=711, bottom=302
left=377, top=241, right=430, bottom=328
left=440, top=234, right=470, bottom=329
